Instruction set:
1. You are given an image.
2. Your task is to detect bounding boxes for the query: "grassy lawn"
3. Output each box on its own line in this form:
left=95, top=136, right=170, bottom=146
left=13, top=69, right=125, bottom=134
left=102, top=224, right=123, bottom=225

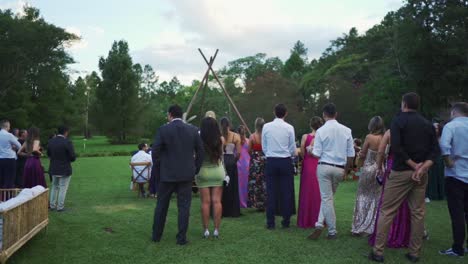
left=71, top=136, right=137, bottom=156
left=8, top=156, right=464, bottom=264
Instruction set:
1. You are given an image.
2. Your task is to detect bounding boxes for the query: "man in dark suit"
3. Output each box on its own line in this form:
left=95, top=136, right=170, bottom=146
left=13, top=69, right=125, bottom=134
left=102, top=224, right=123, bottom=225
left=152, top=105, right=204, bottom=245
left=47, top=126, right=76, bottom=212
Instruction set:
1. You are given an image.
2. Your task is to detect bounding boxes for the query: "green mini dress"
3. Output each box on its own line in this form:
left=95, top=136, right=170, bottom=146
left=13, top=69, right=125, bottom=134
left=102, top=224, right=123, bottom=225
left=196, top=158, right=225, bottom=188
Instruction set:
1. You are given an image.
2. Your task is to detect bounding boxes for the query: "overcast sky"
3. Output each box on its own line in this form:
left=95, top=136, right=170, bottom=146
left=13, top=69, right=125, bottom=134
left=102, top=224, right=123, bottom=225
left=1, top=0, right=404, bottom=84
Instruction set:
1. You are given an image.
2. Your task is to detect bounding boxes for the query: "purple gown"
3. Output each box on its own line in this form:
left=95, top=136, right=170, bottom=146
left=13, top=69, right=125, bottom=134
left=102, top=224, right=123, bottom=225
left=369, top=153, right=410, bottom=248
left=237, top=140, right=250, bottom=208
left=297, top=135, right=321, bottom=228
left=23, top=156, right=47, bottom=188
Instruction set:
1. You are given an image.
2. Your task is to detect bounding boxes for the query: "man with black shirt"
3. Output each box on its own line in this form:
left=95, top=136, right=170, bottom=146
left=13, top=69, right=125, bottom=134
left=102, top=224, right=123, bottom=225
left=370, top=92, right=439, bottom=263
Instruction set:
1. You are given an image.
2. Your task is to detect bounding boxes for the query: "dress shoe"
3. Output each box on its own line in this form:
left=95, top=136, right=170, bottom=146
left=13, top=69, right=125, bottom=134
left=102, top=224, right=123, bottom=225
left=307, top=228, right=323, bottom=240
left=368, top=252, right=384, bottom=263
left=405, top=253, right=419, bottom=263
left=176, top=240, right=189, bottom=246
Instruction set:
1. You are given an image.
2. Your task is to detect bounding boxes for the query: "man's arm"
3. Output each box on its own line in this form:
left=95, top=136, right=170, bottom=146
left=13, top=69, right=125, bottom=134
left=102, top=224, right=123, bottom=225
left=194, top=130, right=204, bottom=174
left=289, top=126, right=296, bottom=157
left=261, top=126, right=268, bottom=155
left=311, top=131, right=322, bottom=159
left=439, top=124, right=454, bottom=167
left=391, top=116, right=418, bottom=170
left=67, top=140, right=77, bottom=162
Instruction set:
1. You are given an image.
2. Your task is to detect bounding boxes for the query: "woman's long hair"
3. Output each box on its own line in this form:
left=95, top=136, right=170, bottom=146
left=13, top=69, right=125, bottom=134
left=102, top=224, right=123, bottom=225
left=220, top=117, right=231, bottom=140
left=25, top=127, right=40, bottom=153
left=237, top=125, right=247, bottom=145
left=200, top=117, right=223, bottom=164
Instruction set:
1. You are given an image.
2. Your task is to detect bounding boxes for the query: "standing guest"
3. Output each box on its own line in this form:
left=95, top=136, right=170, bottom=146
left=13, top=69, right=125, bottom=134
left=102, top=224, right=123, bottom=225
left=426, top=122, right=445, bottom=201
left=248, top=118, right=267, bottom=210
left=351, top=116, right=385, bottom=236
left=15, top=129, right=28, bottom=187
left=196, top=117, right=225, bottom=238
left=262, top=104, right=296, bottom=229
left=152, top=105, right=204, bottom=245
left=48, top=126, right=76, bottom=212
left=220, top=117, right=242, bottom=217
left=11, top=128, right=19, bottom=139
left=297, top=116, right=323, bottom=229
left=307, top=103, right=355, bottom=240
left=130, top=143, right=152, bottom=198
left=439, top=102, right=468, bottom=257
left=369, top=92, right=439, bottom=263
left=369, top=129, right=411, bottom=248
left=19, top=127, right=47, bottom=188
left=237, top=125, right=250, bottom=208
left=0, top=120, right=22, bottom=188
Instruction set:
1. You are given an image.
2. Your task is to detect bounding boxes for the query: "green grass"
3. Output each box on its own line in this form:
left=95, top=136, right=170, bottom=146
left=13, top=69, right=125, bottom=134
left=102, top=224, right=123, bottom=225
left=71, top=136, right=137, bottom=156
left=8, top=156, right=464, bottom=264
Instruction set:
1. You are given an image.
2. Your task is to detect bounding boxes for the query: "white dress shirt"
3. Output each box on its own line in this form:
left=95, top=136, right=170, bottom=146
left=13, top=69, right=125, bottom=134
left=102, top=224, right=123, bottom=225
left=0, top=129, right=21, bottom=159
left=440, top=116, right=468, bottom=183
left=131, top=150, right=153, bottom=183
left=312, top=119, right=355, bottom=166
left=262, top=118, right=296, bottom=158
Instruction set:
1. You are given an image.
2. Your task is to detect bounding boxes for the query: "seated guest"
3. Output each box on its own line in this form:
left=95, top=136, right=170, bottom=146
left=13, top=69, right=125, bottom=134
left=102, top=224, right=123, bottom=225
left=131, top=143, right=152, bottom=197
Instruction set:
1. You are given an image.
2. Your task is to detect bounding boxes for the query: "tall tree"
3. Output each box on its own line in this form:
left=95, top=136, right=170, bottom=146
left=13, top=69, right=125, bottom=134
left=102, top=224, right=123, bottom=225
left=95, top=40, right=141, bottom=142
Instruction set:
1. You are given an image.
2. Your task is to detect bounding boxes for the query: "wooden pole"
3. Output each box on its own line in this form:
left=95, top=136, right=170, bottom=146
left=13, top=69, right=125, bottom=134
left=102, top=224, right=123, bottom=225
left=198, top=49, right=252, bottom=135
left=185, top=49, right=219, bottom=120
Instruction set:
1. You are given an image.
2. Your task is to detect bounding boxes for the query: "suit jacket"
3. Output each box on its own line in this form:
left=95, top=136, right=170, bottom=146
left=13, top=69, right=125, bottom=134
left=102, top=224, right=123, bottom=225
left=152, top=119, right=204, bottom=183
left=47, top=135, right=76, bottom=176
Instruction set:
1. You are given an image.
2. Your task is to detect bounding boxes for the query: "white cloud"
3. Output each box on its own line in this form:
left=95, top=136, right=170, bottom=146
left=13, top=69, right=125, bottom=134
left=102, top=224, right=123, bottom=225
left=65, top=26, right=89, bottom=51
left=0, top=0, right=27, bottom=15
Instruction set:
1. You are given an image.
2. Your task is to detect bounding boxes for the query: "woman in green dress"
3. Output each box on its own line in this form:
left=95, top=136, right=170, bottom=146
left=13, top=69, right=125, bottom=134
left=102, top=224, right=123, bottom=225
left=196, top=117, right=226, bottom=238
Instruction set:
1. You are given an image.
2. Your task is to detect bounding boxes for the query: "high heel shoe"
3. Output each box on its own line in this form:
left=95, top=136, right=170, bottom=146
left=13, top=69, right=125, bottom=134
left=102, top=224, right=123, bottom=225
left=213, top=229, right=219, bottom=239
left=203, top=230, right=210, bottom=239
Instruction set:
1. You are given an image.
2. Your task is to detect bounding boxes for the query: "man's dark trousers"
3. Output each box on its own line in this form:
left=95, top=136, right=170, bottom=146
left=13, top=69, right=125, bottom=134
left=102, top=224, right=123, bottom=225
left=265, top=157, right=294, bottom=228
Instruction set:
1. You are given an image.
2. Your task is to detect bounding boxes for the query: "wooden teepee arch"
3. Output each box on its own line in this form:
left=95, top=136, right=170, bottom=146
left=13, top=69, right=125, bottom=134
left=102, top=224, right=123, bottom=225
left=184, top=49, right=251, bottom=134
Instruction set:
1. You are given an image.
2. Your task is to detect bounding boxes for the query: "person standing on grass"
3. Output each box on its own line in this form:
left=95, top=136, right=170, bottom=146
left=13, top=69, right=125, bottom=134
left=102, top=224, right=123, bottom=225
left=47, top=126, right=76, bottom=212
left=0, top=120, right=22, bottom=188
left=369, top=92, right=439, bottom=263
left=307, top=103, right=355, bottom=240
left=152, top=105, right=204, bottom=245
left=196, top=117, right=226, bottom=238
left=439, top=102, right=468, bottom=258
left=262, top=104, right=296, bottom=230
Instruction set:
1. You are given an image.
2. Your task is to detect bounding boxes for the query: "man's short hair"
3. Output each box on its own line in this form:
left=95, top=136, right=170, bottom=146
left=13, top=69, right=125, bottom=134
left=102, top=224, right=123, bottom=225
left=274, top=104, right=287, bottom=118
left=323, top=103, right=337, bottom=117
left=138, top=143, right=147, bottom=150
left=452, top=102, right=468, bottom=116
left=57, top=125, right=70, bottom=135
left=0, top=120, right=9, bottom=129
left=402, top=92, right=420, bottom=110
left=168, top=105, right=183, bottom=118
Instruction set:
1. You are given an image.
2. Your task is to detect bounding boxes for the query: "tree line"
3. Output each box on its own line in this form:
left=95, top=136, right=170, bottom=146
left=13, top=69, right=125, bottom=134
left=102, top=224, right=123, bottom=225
left=1, top=1, right=467, bottom=144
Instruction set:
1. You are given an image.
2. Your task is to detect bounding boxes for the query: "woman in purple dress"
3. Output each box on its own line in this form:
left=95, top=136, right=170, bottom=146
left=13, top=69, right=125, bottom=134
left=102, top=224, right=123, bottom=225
left=18, top=127, right=47, bottom=188
left=297, top=117, right=323, bottom=228
left=237, top=125, right=250, bottom=208
left=369, top=130, right=410, bottom=248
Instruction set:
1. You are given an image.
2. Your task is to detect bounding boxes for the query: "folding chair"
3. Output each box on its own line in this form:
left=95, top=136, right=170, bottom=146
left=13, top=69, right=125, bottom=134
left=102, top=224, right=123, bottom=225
left=130, top=162, right=151, bottom=198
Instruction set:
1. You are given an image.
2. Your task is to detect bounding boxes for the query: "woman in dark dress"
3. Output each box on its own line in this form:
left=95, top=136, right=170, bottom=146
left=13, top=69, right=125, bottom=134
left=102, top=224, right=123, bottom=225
left=220, top=117, right=242, bottom=217
left=18, top=127, right=47, bottom=188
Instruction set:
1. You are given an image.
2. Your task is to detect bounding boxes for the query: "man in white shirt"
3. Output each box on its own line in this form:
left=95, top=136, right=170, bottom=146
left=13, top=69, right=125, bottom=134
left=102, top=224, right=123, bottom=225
left=131, top=143, right=152, bottom=197
left=307, top=103, right=355, bottom=240
left=0, top=120, right=22, bottom=188
left=262, top=104, right=296, bottom=229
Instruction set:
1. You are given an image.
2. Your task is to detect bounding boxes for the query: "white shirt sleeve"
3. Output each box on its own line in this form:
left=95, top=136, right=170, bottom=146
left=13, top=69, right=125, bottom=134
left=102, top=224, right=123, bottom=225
left=261, top=126, right=268, bottom=154
left=439, top=124, right=453, bottom=156
left=312, top=130, right=322, bottom=158
left=289, top=126, right=296, bottom=157
left=347, top=130, right=355, bottom=157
